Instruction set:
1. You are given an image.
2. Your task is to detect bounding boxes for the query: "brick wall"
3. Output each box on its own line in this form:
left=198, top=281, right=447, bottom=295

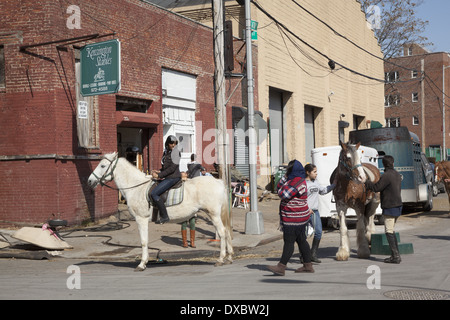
left=385, top=51, right=450, bottom=151
left=0, top=0, right=244, bottom=226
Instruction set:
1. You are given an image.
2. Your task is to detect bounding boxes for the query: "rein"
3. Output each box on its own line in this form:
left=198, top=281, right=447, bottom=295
left=92, top=156, right=119, bottom=186
left=93, top=155, right=152, bottom=191
left=340, top=160, right=362, bottom=171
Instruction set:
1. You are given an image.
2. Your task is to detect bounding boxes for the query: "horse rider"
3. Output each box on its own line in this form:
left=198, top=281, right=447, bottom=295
left=151, top=135, right=181, bottom=224
left=365, top=155, right=403, bottom=264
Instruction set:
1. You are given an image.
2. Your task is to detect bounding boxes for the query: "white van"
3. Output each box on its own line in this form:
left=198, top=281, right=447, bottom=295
left=310, top=145, right=382, bottom=228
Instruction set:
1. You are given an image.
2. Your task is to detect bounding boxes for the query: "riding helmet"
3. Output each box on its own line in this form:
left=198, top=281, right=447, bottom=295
left=165, top=135, right=178, bottom=148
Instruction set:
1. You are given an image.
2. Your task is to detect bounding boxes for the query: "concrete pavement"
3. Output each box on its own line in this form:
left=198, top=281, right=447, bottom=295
left=0, top=193, right=449, bottom=301
left=0, top=192, right=283, bottom=263
left=0, top=191, right=449, bottom=268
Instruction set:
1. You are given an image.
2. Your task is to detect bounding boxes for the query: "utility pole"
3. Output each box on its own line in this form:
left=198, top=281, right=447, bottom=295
left=212, top=0, right=230, bottom=211
left=443, top=65, right=450, bottom=160
left=421, top=59, right=426, bottom=153
left=244, top=0, right=264, bottom=235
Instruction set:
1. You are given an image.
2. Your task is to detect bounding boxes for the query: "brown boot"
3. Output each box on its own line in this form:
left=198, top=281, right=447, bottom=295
left=190, top=229, right=196, bottom=248
left=181, top=230, right=188, bottom=248
left=267, top=263, right=286, bottom=276
left=295, top=263, right=315, bottom=273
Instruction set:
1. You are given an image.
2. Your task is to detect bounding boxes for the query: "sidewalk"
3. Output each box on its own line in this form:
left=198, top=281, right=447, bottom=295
left=2, top=193, right=448, bottom=264
left=0, top=193, right=283, bottom=263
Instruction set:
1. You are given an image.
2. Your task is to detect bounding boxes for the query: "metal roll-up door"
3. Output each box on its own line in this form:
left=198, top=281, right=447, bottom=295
left=234, top=116, right=249, bottom=178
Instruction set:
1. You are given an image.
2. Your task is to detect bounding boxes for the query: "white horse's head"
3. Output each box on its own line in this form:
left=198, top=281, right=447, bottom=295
left=88, top=152, right=119, bottom=189
left=340, top=141, right=367, bottom=183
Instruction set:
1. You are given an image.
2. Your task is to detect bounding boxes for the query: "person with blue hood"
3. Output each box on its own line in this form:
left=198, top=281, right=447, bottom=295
left=267, top=159, right=314, bottom=275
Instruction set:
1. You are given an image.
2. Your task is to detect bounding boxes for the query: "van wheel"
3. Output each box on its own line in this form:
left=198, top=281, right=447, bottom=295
left=423, top=186, right=433, bottom=211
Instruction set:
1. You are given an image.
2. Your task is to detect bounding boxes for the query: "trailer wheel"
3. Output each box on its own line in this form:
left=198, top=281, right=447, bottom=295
left=422, top=186, right=433, bottom=211
left=327, top=217, right=339, bottom=229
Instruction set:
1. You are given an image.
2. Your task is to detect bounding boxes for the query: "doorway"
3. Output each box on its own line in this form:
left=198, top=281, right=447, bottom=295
left=269, top=88, right=288, bottom=169
left=304, top=105, right=321, bottom=163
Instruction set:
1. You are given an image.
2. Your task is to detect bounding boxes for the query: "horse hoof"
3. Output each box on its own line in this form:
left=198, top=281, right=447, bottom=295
left=336, top=256, right=348, bottom=261
left=215, top=261, right=224, bottom=267
left=135, top=265, right=146, bottom=272
left=223, top=259, right=233, bottom=265
left=336, top=250, right=349, bottom=261
left=357, top=251, right=371, bottom=259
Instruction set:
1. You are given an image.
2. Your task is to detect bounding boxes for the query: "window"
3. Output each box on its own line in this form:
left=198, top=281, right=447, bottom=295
left=162, top=69, right=197, bottom=172
left=412, top=116, right=419, bottom=126
left=411, top=70, right=418, bottom=78
left=412, top=92, right=419, bottom=102
left=385, top=94, right=400, bottom=107
left=408, top=46, right=413, bottom=56
left=75, top=49, right=99, bottom=148
left=0, top=45, right=5, bottom=88
left=386, top=117, right=401, bottom=128
left=176, top=132, right=193, bottom=154
left=385, top=71, right=399, bottom=83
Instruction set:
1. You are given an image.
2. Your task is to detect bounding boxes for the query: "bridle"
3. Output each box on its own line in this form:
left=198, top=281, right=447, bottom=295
left=91, top=154, right=153, bottom=190
left=91, top=154, right=119, bottom=187
left=339, top=149, right=363, bottom=182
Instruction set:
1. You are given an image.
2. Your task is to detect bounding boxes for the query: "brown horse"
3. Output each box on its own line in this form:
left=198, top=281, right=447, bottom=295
left=331, top=141, right=381, bottom=261
left=435, top=161, right=450, bottom=206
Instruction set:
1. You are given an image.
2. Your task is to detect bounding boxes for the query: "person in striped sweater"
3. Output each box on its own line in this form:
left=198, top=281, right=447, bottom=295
left=267, top=160, right=314, bottom=276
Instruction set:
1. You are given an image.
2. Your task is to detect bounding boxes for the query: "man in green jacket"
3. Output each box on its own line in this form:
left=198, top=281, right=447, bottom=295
left=365, top=155, right=403, bottom=264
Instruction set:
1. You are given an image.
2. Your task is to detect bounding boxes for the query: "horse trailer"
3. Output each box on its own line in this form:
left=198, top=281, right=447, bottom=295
left=349, top=127, right=434, bottom=211
left=311, top=145, right=382, bottom=228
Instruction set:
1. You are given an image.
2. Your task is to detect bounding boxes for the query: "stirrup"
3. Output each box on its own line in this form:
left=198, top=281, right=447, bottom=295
left=157, top=217, right=170, bottom=224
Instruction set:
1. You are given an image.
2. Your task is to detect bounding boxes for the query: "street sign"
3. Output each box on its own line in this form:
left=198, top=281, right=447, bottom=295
left=243, top=20, right=258, bottom=40
left=251, top=20, right=258, bottom=40
left=80, top=39, right=121, bottom=96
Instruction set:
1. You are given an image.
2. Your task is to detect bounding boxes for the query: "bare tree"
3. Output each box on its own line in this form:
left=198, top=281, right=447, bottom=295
left=361, top=0, right=432, bottom=58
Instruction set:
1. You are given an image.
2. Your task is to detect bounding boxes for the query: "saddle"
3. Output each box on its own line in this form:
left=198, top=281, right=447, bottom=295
left=147, top=179, right=185, bottom=222
left=146, top=179, right=184, bottom=207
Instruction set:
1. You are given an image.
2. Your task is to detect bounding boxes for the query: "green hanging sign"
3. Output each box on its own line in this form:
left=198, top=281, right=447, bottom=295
left=80, top=39, right=121, bottom=96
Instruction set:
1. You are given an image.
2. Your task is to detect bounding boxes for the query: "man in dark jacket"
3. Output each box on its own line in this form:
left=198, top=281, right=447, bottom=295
left=365, top=155, right=403, bottom=264
left=151, top=135, right=181, bottom=224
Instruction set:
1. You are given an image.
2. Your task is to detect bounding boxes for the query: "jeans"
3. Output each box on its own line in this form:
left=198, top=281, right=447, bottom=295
left=150, top=177, right=180, bottom=202
left=280, top=225, right=311, bottom=265
left=311, top=210, right=323, bottom=240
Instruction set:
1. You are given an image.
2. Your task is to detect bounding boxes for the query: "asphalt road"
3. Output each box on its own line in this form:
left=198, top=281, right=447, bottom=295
left=1, top=197, right=449, bottom=305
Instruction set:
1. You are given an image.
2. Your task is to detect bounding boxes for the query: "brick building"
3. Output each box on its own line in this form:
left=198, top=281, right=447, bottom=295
left=153, top=0, right=385, bottom=186
left=384, top=43, right=450, bottom=160
left=0, top=0, right=250, bottom=226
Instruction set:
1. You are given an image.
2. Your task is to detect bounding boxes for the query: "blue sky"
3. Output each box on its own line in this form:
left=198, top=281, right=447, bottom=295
left=415, top=0, right=450, bottom=52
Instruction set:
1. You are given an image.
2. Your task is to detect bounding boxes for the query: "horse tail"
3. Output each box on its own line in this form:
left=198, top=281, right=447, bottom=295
left=220, top=184, right=232, bottom=238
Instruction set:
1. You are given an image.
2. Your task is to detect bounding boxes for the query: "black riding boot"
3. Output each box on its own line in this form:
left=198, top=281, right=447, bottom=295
left=311, top=238, right=322, bottom=263
left=154, top=198, right=170, bottom=224
left=385, top=233, right=401, bottom=264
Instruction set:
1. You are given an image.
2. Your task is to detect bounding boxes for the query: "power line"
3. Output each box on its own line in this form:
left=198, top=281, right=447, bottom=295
left=250, top=0, right=386, bottom=83
left=290, top=0, right=418, bottom=74
left=424, top=72, right=450, bottom=100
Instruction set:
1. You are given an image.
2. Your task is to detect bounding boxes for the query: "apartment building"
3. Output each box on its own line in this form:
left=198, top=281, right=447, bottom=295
left=154, top=0, right=385, bottom=186
left=384, top=43, right=450, bottom=160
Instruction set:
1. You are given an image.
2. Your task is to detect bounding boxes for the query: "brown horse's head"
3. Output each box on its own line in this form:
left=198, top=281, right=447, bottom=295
left=339, top=141, right=367, bottom=183
left=435, top=161, right=449, bottom=183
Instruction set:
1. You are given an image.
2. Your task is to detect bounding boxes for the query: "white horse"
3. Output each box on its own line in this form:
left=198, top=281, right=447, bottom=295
left=87, top=152, right=233, bottom=271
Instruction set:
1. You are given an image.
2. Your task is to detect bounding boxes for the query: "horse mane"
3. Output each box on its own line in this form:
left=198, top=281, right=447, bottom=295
left=104, top=152, right=147, bottom=180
